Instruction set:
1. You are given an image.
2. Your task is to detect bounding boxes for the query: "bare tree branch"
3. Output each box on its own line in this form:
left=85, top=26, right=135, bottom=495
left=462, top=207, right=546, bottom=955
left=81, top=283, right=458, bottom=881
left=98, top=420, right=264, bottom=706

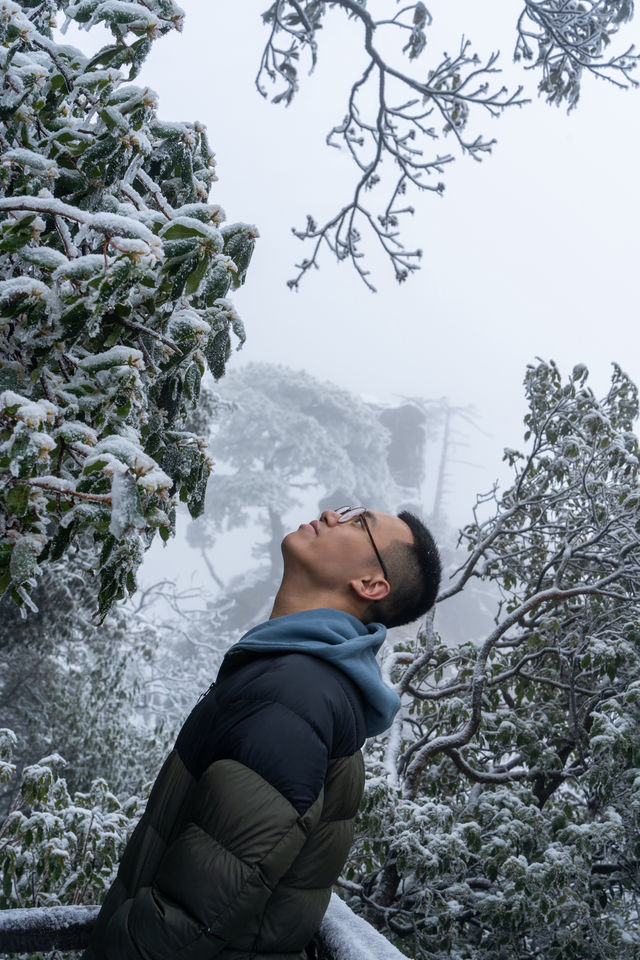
left=257, top=1, right=637, bottom=288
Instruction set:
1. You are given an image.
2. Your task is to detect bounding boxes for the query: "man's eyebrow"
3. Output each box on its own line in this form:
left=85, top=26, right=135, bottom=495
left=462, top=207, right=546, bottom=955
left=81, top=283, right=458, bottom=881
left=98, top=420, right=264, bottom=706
left=365, top=510, right=378, bottom=527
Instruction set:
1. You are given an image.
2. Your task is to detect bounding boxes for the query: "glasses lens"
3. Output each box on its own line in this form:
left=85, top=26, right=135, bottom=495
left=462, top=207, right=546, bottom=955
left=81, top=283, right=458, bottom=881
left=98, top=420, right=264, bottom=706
left=336, top=506, right=365, bottom=523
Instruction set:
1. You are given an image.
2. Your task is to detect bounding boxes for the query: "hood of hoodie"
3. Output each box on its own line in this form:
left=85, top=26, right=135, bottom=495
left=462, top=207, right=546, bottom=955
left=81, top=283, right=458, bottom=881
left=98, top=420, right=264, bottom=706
left=225, top=608, right=400, bottom=737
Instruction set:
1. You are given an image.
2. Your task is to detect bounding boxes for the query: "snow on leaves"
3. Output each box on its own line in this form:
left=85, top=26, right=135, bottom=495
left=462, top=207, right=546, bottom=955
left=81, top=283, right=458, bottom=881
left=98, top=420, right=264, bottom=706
left=0, top=0, right=258, bottom=616
left=0, top=729, right=144, bottom=917
left=346, top=361, right=640, bottom=959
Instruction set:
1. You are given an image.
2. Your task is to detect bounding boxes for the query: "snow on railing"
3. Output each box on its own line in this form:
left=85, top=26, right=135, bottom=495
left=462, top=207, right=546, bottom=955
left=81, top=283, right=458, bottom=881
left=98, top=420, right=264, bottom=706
left=0, top=905, right=100, bottom=952
left=0, top=894, right=413, bottom=959
left=320, top=894, right=413, bottom=959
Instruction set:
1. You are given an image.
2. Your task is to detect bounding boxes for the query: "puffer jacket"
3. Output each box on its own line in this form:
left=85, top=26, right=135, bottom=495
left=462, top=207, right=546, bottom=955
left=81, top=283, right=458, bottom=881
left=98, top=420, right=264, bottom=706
left=84, top=648, right=367, bottom=960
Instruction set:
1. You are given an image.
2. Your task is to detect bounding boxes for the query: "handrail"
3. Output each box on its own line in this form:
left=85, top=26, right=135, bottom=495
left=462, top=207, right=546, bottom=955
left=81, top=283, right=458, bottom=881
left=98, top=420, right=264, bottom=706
left=0, top=905, right=99, bottom=952
left=0, top=895, right=412, bottom=959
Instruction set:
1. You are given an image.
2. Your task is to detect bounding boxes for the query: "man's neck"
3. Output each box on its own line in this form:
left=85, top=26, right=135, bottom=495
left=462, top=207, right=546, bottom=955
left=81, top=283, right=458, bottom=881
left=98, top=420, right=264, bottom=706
left=269, top=584, right=361, bottom=621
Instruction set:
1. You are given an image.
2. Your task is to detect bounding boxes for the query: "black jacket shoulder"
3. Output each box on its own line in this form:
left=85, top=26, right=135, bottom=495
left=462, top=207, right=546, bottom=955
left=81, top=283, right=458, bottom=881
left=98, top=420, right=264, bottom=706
left=176, top=651, right=366, bottom=814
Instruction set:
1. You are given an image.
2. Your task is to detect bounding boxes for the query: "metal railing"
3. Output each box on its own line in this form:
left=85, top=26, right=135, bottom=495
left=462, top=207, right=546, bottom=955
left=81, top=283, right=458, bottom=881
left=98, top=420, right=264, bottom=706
left=0, top=894, right=411, bottom=959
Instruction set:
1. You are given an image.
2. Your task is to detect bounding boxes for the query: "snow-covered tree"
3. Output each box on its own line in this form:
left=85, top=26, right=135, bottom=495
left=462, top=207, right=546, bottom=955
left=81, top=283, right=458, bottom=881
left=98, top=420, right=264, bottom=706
left=185, top=365, right=472, bottom=640
left=126, top=578, right=235, bottom=738
left=0, top=547, right=171, bottom=803
left=344, top=360, right=640, bottom=959
left=0, top=727, right=143, bottom=923
left=0, top=0, right=257, bottom=617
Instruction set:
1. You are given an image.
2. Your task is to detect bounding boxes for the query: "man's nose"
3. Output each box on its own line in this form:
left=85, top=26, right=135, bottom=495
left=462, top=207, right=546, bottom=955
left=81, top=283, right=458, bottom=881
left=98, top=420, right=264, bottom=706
left=320, top=510, right=340, bottom=526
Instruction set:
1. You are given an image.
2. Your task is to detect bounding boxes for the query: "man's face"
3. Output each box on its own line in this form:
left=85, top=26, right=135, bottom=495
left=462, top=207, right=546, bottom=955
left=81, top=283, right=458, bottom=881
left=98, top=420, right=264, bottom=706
left=281, top=507, right=413, bottom=591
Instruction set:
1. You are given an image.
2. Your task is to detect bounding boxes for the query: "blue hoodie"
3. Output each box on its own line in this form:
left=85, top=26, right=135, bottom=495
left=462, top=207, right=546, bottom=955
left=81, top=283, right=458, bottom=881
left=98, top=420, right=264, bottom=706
left=228, top=607, right=401, bottom=737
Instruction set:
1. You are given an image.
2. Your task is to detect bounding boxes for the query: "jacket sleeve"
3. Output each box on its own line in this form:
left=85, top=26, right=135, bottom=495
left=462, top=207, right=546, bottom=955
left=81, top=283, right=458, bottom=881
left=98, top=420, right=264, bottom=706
left=102, top=697, right=330, bottom=960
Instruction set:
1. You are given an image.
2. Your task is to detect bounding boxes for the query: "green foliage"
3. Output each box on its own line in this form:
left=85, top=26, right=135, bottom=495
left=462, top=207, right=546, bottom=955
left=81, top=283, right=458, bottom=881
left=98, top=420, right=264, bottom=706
left=0, top=728, right=144, bottom=916
left=0, top=0, right=257, bottom=616
left=346, top=361, right=640, bottom=959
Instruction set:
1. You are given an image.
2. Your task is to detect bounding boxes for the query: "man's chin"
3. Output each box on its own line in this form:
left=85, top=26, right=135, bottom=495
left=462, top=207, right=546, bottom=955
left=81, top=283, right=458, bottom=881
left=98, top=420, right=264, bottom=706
left=281, top=526, right=313, bottom=561
left=280, top=529, right=298, bottom=555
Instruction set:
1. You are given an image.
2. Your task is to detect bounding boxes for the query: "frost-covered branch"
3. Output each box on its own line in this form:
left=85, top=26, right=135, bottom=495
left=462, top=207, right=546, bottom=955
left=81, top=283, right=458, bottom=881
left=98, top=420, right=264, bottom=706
left=444, top=747, right=526, bottom=784
left=516, top=0, right=639, bottom=108
left=257, top=1, right=637, bottom=288
left=15, top=478, right=112, bottom=505
left=258, top=0, right=528, bottom=289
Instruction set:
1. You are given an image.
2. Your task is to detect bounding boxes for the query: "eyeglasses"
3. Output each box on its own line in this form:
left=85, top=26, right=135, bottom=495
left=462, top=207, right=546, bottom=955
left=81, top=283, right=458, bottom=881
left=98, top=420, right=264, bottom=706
left=335, top=506, right=389, bottom=582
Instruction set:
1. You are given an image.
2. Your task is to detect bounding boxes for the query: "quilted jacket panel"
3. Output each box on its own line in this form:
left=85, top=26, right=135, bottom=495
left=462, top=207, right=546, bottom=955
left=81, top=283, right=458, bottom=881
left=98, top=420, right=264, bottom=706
left=84, top=651, right=367, bottom=960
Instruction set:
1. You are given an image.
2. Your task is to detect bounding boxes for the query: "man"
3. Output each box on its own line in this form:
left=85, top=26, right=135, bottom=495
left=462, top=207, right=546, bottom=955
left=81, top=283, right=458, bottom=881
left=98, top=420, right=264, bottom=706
left=85, top=506, right=441, bottom=960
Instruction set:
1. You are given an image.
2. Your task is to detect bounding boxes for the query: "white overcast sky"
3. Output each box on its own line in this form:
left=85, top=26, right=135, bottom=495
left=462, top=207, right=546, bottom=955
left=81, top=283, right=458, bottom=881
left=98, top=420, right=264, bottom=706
left=63, top=2, right=640, bottom=584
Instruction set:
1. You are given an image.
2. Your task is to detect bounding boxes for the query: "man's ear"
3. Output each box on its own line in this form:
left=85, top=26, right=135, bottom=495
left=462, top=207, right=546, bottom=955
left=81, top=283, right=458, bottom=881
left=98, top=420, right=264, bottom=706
left=349, top=575, right=390, bottom=603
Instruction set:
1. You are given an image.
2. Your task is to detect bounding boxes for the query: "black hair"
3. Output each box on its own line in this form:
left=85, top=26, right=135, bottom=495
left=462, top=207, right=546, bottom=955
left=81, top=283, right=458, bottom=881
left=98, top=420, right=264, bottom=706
left=368, top=511, right=441, bottom=629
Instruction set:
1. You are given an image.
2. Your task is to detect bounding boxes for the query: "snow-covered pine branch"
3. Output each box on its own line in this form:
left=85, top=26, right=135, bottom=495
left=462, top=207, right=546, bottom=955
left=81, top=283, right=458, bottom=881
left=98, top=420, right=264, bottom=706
left=0, top=0, right=258, bottom=616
